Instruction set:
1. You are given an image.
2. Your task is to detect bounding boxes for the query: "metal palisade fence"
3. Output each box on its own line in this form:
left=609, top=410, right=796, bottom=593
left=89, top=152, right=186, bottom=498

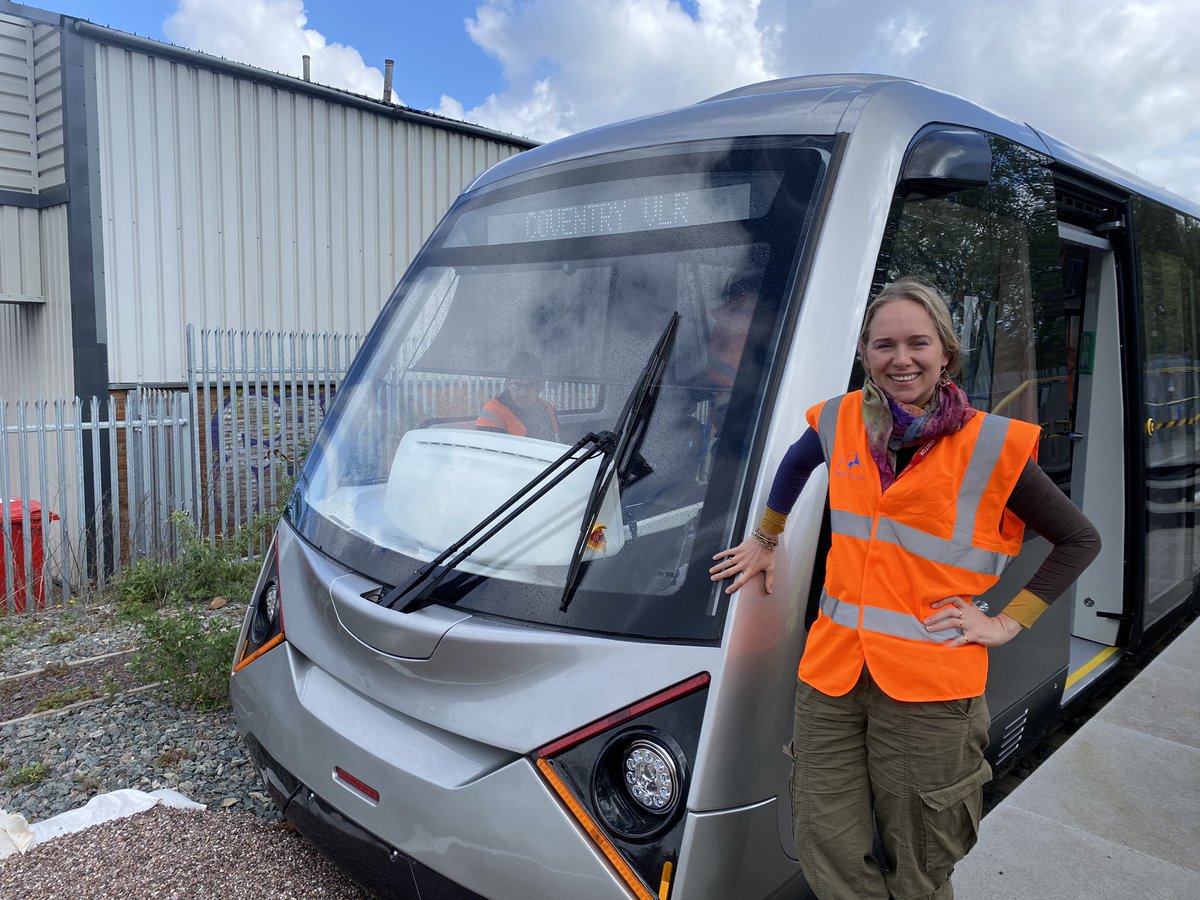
left=188, top=326, right=361, bottom=546
left=0, top=327, right=359, bottom=615
left=0, top=391, right=192, bottom=613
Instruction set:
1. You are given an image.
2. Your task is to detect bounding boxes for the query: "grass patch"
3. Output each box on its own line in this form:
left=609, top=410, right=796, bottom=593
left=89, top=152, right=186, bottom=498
left=8, top=761, right=49, bottom=787
left=47, top=630, right=76, bottom=645
left=0, top=618, right=41, bottom=650
left=33, top=686, right=99, bottom=712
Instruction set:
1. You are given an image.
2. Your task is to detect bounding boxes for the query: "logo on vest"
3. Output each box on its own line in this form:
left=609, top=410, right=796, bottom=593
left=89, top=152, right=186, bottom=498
left=833, top=452, right=865, bottom=481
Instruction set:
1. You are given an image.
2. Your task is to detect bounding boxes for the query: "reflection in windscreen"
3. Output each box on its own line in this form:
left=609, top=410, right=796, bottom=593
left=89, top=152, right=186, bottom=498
left=296, top=140, right=832, bottom=640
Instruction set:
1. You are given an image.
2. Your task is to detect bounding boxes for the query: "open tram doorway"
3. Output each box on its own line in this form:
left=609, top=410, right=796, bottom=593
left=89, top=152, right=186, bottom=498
left=1055, top=223, right=1128, bottom=703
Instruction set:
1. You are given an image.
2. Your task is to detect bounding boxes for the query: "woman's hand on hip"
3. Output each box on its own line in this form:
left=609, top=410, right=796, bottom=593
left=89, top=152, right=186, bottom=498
left=926, top=597, right=1023, bottom=647
left=710, top=539, right=775, bottom=594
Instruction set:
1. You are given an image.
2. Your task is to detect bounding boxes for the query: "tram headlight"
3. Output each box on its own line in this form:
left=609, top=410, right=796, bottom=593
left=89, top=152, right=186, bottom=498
left=533, top=673, right=708, bottom=899
left=233, top=536, right=285, bottom=672
left=623, top=738, right=679, bottom=813
left=249, top=579, right=279, bottom=645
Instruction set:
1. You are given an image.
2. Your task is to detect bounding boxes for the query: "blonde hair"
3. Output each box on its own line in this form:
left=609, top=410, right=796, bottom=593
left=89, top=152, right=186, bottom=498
left=858, top=276, right=963, bottom=379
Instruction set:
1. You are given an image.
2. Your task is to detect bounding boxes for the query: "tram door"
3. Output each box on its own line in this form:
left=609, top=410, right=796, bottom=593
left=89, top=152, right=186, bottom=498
left=1056, top=227, right=1127, bottom=661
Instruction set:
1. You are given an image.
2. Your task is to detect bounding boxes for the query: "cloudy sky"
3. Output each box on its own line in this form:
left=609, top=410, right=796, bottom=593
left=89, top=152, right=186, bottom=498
left=76, top=0, right=1200, bottom=203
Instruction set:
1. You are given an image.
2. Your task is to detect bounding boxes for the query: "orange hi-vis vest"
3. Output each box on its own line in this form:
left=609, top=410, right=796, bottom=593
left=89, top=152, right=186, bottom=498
left=799, top=391, right=1040, bottom=702
left=475, top=396, right=560, bottom=440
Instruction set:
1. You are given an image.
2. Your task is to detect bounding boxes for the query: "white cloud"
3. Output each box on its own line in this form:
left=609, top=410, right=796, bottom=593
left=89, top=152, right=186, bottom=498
left=160, top=0, right=1200, bottom=203
left=754, top=0, right=1200, bottom=202
left=442, top=0, right=1200, bottom=202
left=164, top=0, right=393, bottom=103
left=438, top=0, right=775, bottom=141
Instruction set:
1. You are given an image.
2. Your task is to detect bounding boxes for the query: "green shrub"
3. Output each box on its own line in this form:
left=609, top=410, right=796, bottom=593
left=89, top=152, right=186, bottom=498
left=117, top=510, right=262, bottom=617
left=133, top=603, right=239, bottom=711
left=113, top=455, right=304, bottom=709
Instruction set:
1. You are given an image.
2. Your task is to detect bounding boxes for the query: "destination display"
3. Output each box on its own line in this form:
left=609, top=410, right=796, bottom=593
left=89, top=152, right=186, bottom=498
left=486, top=182, right=753, bottom=243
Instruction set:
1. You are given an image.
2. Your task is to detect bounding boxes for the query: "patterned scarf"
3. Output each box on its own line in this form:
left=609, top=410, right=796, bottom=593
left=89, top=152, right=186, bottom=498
left=861, top=377, right=976, bottom=491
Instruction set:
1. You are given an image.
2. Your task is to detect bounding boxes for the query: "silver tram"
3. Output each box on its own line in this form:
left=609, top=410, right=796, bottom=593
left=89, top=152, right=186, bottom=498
left=230, top=74, right=1200, bottom=899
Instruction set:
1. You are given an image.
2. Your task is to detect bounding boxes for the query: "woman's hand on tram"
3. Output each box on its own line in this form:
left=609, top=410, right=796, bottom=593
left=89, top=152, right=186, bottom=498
left=926, top=597, right=1023, bottom=647
left=710, top=538, right=776, bottom=594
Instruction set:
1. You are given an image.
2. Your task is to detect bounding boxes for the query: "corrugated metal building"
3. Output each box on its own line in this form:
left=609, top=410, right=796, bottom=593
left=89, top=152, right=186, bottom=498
left=0, top=1, right=536, bottom=402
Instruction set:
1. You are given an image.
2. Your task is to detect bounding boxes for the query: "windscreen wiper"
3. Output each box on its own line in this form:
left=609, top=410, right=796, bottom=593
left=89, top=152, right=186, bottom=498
left=558, top=312, right=680, bottom=613
left=378, top=430, right=614, bottom=612
left=378, top=311, right=679, bottom=615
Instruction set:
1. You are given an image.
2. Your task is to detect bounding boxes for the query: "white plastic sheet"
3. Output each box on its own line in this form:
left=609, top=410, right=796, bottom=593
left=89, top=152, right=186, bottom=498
left=0, top=788, right=205, bottom=858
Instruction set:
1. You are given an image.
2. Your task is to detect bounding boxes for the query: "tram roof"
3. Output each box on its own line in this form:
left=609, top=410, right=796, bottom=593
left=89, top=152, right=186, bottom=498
left=470, top=74, right=1198, bottom=217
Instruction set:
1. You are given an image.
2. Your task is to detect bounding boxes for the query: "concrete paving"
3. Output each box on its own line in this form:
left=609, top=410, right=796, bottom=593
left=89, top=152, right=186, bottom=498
left=956, top=618, right=1200, bottom=899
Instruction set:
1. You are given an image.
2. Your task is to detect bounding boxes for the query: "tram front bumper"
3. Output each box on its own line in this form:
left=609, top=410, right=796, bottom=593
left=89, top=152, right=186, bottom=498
left=243, top=732, right=484, bottom=899
left=231, top=639, right=631, bottom=900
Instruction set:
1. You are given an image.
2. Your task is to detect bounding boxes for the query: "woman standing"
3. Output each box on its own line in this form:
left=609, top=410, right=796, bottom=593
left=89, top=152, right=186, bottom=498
left=710, top=277, right=1100, bottom=900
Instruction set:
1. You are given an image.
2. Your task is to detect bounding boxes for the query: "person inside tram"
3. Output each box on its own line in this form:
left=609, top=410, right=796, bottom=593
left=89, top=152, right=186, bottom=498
left=474, top=351, right=561, bottom=442
left=698, top=267, right=760, bottom=436
left=709, top=276, right=1101, bottom=900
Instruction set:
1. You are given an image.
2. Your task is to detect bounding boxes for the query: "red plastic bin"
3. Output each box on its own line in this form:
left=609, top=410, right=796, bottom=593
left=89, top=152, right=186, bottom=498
left=1, top=500, right=59, bottom=613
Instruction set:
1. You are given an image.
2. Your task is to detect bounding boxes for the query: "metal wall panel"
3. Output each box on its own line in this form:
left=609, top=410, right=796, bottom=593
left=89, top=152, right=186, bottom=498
left=0, top=202, right=38, bottom=299
left=0, top=12, right=36, bottom=193
left=0, top=203, right=74, bottom=399
left=32, top=23, right=63, bottom=190
left=94, top=43, right=526, bottom=386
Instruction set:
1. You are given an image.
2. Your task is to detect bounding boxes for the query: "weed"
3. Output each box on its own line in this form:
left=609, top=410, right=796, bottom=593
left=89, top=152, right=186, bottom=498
left=133, top=605, right=238, bottom=711
left=33, top=686, right=98, bottom=712
left=102, top=671, right=120, bottom=697
left=74, top=772, right=103, bottom=795
left=111, top=449, right=303, bottom=709
left=116, top=510, right=263, bottom=618
left=47, top=630, right=76, bottom=645
left=155, top=747, right=194, bottom=768
left=8, top=761, right=49, bottom=787
left=41, top=662, right=70, bottom=676
left=0, top=758, right=9, bottom=773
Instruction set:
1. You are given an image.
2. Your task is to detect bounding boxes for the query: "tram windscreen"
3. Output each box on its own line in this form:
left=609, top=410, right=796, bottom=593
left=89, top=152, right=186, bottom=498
left=292, top=138, right=833, bottom=642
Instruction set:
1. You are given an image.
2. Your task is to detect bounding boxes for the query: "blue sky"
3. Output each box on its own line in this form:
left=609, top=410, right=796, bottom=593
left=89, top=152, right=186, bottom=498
left=69, top=0, right=505, bottom=112
left=46, top=1, right=1200, bottom=202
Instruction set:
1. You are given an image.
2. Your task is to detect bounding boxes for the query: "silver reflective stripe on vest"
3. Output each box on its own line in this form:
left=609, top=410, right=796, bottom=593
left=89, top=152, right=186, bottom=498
left=952, top=414, right=1011, bottom=544
left=862, top=605, right=963, bottom=644
left=819, top=590, right=860, bottom=629
left=873, top=517, right=1014, bottom=576
left=831, top=509, right=873, bottom=541
left=821, top=590, right=964, bottom=643
left=872, top=414, right=1017, bottom=576
left=816, top=395, right=843, bottom=463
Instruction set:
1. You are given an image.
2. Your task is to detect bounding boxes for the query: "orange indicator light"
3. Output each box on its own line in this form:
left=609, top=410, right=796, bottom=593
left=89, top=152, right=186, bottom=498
left=232, top=632, right=285, bottom=673
left=536, top=757, right=654, bottom=900
left=658, top=860, right=673, bottom=899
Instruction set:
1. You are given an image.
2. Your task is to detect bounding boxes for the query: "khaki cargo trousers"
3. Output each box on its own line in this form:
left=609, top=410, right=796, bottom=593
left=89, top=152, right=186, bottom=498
left=789, top=668, right=991, bottom=900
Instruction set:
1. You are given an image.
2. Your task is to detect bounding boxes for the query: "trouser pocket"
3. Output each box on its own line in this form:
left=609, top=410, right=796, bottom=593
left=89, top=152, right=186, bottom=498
left=917, top=757, right=992, bottom=876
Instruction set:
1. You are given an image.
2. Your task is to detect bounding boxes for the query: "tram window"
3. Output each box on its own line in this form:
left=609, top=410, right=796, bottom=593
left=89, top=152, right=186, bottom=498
left=1132, top=197, right=1200, bottom=624
left=873, top=134, right=1066, bottom=482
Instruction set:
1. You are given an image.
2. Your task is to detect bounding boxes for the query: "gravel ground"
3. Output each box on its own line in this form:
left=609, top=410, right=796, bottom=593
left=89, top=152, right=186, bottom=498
left=3, top=597, right=1196, bottom=898
left=0, top=805, right=373, bottom=899
left=0, top=602, right=376, bottom=898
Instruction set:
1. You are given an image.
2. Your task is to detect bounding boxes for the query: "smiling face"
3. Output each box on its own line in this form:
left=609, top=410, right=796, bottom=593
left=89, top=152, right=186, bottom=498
left=862, top=298, right=950, bottom=407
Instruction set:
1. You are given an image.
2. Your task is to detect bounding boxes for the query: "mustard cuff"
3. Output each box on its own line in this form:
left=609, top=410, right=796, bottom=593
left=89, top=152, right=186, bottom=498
left=759, top=508, right=788, bottom=536
left=1002, top=589, right=1050, bottom=628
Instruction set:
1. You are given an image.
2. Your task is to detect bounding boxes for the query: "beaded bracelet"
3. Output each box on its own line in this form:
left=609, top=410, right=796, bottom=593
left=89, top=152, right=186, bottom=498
left=751, top=528, right=779, bottom=551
